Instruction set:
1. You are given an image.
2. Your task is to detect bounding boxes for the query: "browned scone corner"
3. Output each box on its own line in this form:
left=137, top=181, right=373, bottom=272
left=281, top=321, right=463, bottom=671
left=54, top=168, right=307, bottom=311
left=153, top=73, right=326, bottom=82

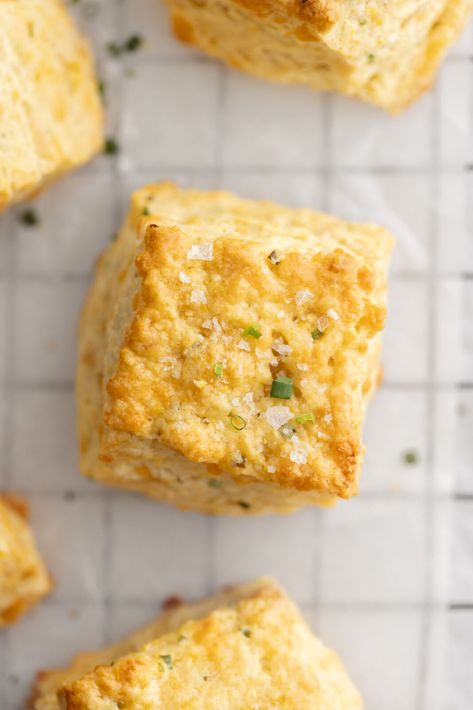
left=32, top=578, right=363, bottom=710
left=0, top=0, right=104, bottom=211
left=77, top=182, right=393, bottom=515
left=163, top=0, right=473, bottom=112
left=0, top=494, right=52, bottom=627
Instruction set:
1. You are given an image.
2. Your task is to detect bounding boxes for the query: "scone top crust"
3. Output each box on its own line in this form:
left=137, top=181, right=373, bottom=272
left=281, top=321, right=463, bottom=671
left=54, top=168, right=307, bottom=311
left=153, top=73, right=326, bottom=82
left=59, top=578, right=362, bottom=710
left=104, top=183, right=393, bottom=499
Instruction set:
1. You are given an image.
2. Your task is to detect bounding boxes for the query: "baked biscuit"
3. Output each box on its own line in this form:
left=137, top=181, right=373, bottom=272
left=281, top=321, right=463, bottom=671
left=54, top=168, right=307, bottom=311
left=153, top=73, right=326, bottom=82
left=0, top=494, right=51, bottom=626
left=78, top=182, right=393, bottom=514
left=0, top=0, right=103, bottom=211
left=32, top=578, right=363, bottom=710
left=164, top=0, right=473, bottom=112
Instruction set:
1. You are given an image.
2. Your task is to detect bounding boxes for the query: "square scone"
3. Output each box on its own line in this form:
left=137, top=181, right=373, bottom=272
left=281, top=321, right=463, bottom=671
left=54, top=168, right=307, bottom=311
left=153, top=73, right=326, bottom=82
left=78, top=182, right=393, bottom=515
left=0, top=494, right=51, bottom=626
left=164, top=0, right=473, bottom=112
left=32, top=578, right=362, bottom=710
left=0, top=0, right=103, bottom=211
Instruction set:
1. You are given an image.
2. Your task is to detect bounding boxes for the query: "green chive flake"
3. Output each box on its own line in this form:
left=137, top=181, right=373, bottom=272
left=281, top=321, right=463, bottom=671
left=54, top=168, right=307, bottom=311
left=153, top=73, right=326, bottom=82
left=104, top=137, right=119, bottom=156
left=142, top=206, right=150, bottom=216
left=270, top=375, right=293, bottom=400
left=19, top=209, right=39, bottom=227
left=230, top=414, right=247, bottom=431
left=238, top=501, right=251, bottom=510
left=311, top=328, right=324, bottom=341
left=241, top=628, right=252, bottom=638
left=295, top=413, right=314, bottom=425
left=160, top=654, right=173, bottom=670
left=125, top=34, right=143, bottom=52
left=243, top=324, right=262, bottom=339
left=214, top=362, right=223, bottom=378
left=208, top=478, right=223, bottom=489
left=403, top=450, right=419, bottom=465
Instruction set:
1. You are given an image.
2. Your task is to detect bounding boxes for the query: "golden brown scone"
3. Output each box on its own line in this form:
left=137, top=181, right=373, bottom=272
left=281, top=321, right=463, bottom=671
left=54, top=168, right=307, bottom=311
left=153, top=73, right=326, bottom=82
left=77, top=182, right=393, bottom=515
left=164, top=0, right=473, bottom=112
left=0, top=0, right=103, bottom=211
left=0, top=494, right=51, bottom=626
left=32, top=578, right=363, bottom=710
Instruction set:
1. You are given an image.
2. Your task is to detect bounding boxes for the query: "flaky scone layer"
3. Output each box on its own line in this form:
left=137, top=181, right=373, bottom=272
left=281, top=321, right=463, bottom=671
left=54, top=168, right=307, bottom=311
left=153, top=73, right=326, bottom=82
left=33, top=578, right=362, bottom=710
left=77, top=182, right=393, bottom=514
left=0, top=0, right=103, bottom=210
left=0, top=494, right=51, bottom=626
left=164, top=0, right=473, bottom=112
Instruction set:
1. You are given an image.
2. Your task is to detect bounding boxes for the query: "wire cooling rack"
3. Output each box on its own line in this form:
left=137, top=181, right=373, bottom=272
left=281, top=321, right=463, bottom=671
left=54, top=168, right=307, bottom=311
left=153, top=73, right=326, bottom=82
left=0, top=1, right=472, bottom=708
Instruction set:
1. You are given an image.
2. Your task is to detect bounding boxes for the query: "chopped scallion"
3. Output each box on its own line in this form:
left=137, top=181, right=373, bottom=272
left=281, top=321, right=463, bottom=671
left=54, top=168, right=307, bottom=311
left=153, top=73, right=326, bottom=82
left=311, top=328, right=323, bottom=341
left=104, top=137, right=119, bottom=155
left=238, top=501, right=251, bottom=510
left=208, top=478, right=223, bottom=489
left=280, top=425, right=296, bottom=439
left=19, top=209, right=39, bottom=227
left=243, top=324, right=262, bottom=339
left=403, top=450, right=419, bottom=465
left=214, top=362, right=223, bottom=378
left=160, top=654, right=173, bottom=670
left=270, top=375, right=293, bottom=400
left=268, top=250, right=282, bottom=265
left=230, top=414, right=247, bottom=431
left=295, top=413, right=314, bottom=424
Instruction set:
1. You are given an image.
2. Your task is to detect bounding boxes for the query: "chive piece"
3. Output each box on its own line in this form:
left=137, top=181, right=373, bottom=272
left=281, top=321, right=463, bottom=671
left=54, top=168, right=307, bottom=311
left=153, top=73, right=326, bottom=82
left=311, top=328, right=323, bottom=341
left=104, top=137, right=119, bottom=155
left=178, top=634, right=187, bottom=642
left=268, top=249, right=281, bottom=265
left=214, top=362, right=223, bottom=378
left=367, top=53, right=375, bottom=63
left=238, top=501, right=251, bottom=510
left=142, top=206, right=150, bottom=216
left=208, top=478, right=223, bottom=489
left=19, top=209, right=39, bottom=227
left=160, top=654, right=173, bottom=670
left=295, top=413, right=314, bottom=424
left=107, top=41, right=122, bottom=57
left=359, top=18, right=367, bottom=25
left=270, top=375, right=293, bottom=400
left=403, top=450, right=419, bottom=465
left=243, top=324, right=262, bottom=339
left=97, top=79, right=105, bottom=100
left=125, top=34, right=143, bottom=52
left=280, top=425, right=296, bottom=439
left=230, top=415, right=247, bottom=431
left=241, top=628, right=252, bottom=638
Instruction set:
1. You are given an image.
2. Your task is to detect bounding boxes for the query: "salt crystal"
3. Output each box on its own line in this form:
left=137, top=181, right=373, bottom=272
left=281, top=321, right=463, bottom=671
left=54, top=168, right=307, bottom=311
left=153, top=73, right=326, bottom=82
left=296, top=289, right=313, bottom=306
left=272, top=338, right=292, bottom=356
left=290, top=449, right=307, bottom=465
left=327, top=308, right=339, bottom=321
left=187, top=243, right=213, bottom=260
left=238, top=340, right=251, bottom=351
left=178, top=271, right=191, bottom=283
left=190, top=289, right=207, bottom=304
left=264, top=406, right=292, bottom=430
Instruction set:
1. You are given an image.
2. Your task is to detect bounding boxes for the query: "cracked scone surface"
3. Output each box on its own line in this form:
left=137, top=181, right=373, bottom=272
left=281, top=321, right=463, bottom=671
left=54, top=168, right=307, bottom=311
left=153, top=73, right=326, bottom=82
left=33, top=578, right=363, bottom=710
left=78, top=182, right=393, bottom=514
left=164, top=0, right=473, bottom=111
left=0, top=0, right=103, bottom=211
left=0, top=494, right=51, bottom=626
